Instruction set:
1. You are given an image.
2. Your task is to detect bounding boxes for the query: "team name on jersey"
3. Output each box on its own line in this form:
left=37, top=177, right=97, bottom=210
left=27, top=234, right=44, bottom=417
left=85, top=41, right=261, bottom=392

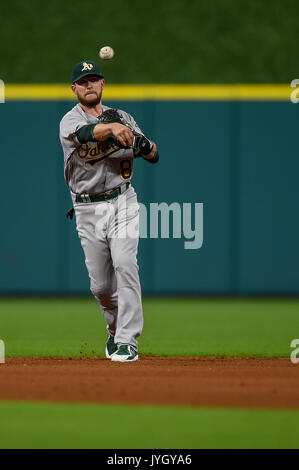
left=77, top=141, right=119, bottom=167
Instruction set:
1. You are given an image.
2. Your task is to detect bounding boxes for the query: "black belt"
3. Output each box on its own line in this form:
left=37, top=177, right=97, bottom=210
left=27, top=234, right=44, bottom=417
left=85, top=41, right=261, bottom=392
left=75, top=182, right=130, bottom=203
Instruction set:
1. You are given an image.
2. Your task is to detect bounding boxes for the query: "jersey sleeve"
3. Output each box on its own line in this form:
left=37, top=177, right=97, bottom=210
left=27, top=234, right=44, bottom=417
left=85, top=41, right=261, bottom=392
left=59, top=113, right=87, bottom=162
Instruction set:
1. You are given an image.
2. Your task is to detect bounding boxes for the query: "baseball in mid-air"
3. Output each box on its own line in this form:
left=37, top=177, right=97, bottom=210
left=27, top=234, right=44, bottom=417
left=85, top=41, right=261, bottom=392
left=99, top=46, right=114, bottom=60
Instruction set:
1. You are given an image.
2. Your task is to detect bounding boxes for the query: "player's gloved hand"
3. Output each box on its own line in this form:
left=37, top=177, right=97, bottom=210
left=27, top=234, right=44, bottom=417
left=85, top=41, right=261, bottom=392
left=96, top=109, right=151, bottom=154
left=97, top=109, right=124, bottom=125
left=97, top=109, right=133, bottom=149
left=133, top=134, right=153, bottom=157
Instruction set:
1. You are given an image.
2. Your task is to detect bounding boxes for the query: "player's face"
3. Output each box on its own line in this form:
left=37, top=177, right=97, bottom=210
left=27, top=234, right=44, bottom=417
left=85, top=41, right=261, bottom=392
left=72, top=75, right=104, bottom=107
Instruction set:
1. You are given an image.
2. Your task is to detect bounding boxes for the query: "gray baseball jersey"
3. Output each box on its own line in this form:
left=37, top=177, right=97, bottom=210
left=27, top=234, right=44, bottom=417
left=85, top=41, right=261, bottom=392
left=59, top=103, right=144, bottom=197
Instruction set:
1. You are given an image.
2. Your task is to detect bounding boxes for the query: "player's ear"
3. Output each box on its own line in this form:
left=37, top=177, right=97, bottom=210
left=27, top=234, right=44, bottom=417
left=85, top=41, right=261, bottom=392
left=71, top=84, right=77, bottom=95
left=101, top=79, right=105, bottom=90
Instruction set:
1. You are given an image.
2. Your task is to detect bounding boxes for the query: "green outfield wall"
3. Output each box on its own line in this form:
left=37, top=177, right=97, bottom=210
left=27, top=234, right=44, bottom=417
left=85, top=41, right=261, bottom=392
left=0, top=86, right=298, bottom=295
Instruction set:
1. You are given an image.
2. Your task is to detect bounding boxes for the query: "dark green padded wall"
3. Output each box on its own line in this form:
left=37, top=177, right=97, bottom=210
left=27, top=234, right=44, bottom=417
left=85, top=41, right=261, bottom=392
left=0, top=100, right=298, bottom=294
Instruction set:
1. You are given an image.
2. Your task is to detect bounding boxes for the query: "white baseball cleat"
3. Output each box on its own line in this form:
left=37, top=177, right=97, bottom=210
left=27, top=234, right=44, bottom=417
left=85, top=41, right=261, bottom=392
left=111, top=344, right=138, bottom=362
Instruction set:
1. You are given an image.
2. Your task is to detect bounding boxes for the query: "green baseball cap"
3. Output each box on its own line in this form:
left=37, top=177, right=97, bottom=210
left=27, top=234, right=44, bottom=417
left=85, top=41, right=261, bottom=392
left=72, top=60, right=104, bottom=83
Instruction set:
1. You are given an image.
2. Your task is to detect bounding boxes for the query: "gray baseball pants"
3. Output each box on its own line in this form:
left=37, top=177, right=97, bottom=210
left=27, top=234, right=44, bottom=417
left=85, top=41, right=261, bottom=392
left=74, top=185, right=143, bottom=350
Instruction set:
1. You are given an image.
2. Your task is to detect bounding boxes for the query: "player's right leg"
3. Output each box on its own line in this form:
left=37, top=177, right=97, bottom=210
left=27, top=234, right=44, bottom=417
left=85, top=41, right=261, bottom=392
left=74, top=203, right=118, bottom=355
left=108, top=187, right=143, bottom=357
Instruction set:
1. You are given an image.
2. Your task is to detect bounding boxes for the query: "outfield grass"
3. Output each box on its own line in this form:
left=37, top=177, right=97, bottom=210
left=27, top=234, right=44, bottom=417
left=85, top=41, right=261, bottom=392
left=1, top=298, right=298, bottom=450
left=1, top=0, right=298, bottom=83
left=0, top=401, right=298, bottom=449
left=0, top=297, right=298, bottom=357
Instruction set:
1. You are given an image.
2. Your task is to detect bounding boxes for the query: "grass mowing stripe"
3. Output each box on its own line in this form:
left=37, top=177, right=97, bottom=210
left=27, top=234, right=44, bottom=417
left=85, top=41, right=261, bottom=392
left=1, top=298, right=299, bottom=357
left=0, top=401, right=298, bottom=449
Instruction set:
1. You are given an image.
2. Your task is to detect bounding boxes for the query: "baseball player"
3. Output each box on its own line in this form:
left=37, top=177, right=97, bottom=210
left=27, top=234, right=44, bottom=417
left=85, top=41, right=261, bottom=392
left=59, top=61, right=159, bottom=362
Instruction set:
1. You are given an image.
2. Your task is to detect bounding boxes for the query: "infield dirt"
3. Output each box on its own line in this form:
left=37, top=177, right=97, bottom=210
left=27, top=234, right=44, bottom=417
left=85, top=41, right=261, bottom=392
left=0, top=357, right=298, bottom=409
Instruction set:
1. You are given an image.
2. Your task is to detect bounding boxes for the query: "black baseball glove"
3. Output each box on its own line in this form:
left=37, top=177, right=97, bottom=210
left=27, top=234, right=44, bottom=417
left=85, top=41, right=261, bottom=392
left=97, top=108, right=124, bottom=125
left=97, top=109, right=130, bottom=148
left=97, top=109, right=153, bottom=156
